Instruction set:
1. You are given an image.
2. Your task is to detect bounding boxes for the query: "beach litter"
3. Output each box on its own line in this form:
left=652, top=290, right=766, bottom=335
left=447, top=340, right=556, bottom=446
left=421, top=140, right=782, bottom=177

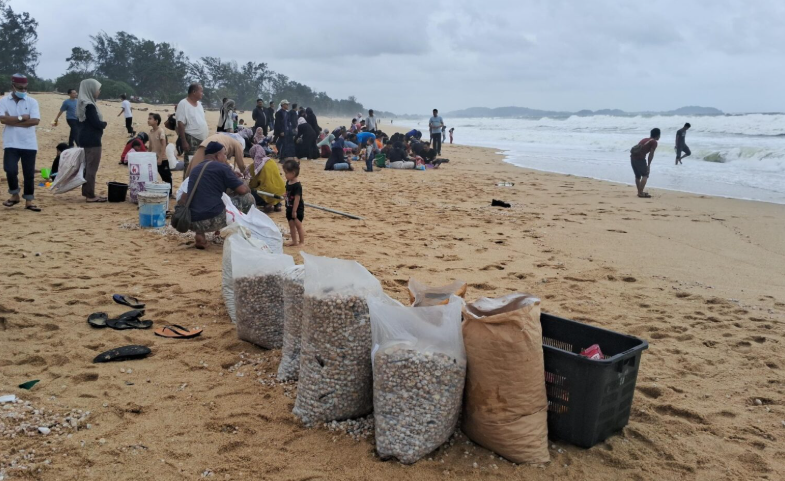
left=18, top=380, right=39, bottom=390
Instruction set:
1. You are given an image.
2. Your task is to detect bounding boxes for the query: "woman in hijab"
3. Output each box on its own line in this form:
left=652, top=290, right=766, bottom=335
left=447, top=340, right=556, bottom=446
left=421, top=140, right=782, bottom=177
left=77, top=79, right=108, bottom=202
left=305, top=107, right=320, bottom=133
left=246, top=144, right=285, bottom=212
left=219, top=99, right=236, bottom=133
left=295, top=113, right=319, bottom=160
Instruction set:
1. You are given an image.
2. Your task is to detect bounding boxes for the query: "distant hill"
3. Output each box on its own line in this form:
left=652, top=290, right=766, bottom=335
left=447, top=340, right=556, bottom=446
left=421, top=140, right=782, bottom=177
left=445, top=105, right=723, bottom=119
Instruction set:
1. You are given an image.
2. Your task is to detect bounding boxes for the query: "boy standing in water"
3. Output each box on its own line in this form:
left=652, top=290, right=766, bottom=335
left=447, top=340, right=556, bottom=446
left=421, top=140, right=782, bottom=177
left=630, top=128, right=660, bottom=198
left=675, top=122, right=691, bottom=165
left=283, top=160, right=305, bottom=246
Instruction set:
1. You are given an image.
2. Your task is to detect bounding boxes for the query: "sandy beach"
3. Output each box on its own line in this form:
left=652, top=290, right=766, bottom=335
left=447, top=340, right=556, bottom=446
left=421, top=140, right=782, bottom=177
left=1, top=93, right=784, bottom=480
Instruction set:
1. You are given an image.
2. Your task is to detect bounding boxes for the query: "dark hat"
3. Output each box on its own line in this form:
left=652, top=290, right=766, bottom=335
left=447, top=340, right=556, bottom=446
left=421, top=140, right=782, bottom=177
left=11, top=74, right=28, bottom=84
left=205, top=141, right=224, bottom=155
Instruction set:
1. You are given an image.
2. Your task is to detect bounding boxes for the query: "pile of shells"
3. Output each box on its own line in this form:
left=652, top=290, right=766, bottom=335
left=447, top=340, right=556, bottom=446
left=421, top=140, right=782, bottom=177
left=119, top=223, right=223, bottom=243
left=277, top=267, right=305, bottom=381
left=373, top=345, right=466, bottom=464
left=1, top=399, right=91, bottom=439
left=293, top=294, right=373, bottom=425
left=235, top=274, right=285, bottom=349
left=324, top=415, right=375, bottom=442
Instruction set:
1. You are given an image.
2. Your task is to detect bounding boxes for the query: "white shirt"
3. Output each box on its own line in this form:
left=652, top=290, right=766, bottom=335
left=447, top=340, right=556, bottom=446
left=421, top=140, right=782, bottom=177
left=366, top=115, right=377, bottom=131
left=175, top=98, right=209, bottom=140
left=0, top=94, right=41, bottom=151
left=121, top=99, right=132, bottom=118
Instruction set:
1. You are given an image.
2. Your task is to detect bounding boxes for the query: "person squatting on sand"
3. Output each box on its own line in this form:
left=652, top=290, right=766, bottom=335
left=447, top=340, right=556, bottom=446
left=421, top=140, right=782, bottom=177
left=247, top=144, right=285, bottom=212
left=630, top=128, right=660, bottom=198
left=1, top=74, right=42, bottom=212
left=77, top=78, right=108, bottom=203
left=179, top=141, right=253, bottom=250
left=184, top=133, right=246, bottom=178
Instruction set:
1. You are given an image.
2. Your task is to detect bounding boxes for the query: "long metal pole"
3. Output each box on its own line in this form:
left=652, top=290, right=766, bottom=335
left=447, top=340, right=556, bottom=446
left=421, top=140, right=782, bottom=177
left=256, top=190, right=364, bottom=220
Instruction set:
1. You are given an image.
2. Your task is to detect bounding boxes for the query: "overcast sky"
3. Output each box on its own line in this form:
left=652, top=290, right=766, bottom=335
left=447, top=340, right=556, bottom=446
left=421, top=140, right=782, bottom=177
left=18, top=0, right=785, bottom=114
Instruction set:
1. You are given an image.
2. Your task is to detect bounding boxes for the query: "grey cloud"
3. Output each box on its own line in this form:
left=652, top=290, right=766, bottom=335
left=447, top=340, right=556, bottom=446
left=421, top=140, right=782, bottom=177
left=15, top=0, right=785, bottom=114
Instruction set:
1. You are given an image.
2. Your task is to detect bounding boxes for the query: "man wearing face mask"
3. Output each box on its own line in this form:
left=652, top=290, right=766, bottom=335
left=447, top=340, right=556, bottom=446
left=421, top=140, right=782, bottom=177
left=1, top=74, right=42, bottom=212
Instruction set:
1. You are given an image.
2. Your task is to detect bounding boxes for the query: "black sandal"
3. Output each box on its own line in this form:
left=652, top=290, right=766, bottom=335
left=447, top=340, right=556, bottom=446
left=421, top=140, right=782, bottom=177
left=3, top=199, right=20, bottom=207
left=87, top=312, right=109, bottom=328
left=113, top=294, right=145, bottom=309
left=93, top=345, right=151, bottom=363
left=25, top=205, right=42, bottom=212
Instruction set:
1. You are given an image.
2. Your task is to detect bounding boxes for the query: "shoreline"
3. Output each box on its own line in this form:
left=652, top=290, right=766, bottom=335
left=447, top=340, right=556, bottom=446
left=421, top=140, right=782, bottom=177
left=396, top=118, right=785, bottom=206
left=1, top=94, right=784, bottom=480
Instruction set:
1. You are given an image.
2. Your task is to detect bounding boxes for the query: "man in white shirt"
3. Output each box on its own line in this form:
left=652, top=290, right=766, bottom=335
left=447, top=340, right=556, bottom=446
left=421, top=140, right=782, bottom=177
left=366, top=109, right=377, bottom=133
left=1, top=74, right=42, bottom=212
left=176, top=83, right=210, bottom=178
left=429, top=109, right=445, bottom=156
left=118, top=94, right=134, bottom=137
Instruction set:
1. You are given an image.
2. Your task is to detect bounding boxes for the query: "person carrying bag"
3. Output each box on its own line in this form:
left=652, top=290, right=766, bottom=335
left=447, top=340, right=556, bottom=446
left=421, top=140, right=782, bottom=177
left=172, top=160, right=211, bottom=233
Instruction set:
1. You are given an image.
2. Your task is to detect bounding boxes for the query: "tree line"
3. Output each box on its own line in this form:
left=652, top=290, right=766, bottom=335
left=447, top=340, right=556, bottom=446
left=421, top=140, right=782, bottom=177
left=0, top=2, right=393, bottom=117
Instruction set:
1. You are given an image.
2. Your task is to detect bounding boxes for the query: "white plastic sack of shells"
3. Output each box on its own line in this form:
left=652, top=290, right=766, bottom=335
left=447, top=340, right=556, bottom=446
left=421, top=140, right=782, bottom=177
left=232, top=241, right=294, bottom=348
left=49, top=148, right=85, bottom=194
left=293, top=252, right=384, bottom=425
left=368, top=295, right=466, bottom=464
left=277, top=265, right=305, bottom=381
left=222, top=193, right=283, bottom=254
left=221, top=223, right=272, bottom=324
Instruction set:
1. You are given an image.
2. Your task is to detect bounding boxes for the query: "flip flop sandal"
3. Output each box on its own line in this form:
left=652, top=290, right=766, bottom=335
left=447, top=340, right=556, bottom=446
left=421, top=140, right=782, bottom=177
left=106, top=318, right=135, bottom=330
left=113, top=294, right=146, bottom=309
left=124, top=319, right=153, bottom=329
left=93, top=345, right=151, bottom=363
left=3, top=199, right=19, bottom=207
left=25, top=205, right=42, bottom=212
left=154, top=325, right=203, bottom=339
left=87, top=312, right=109, bottom=328
left=115, top=309, right=145, bottom=321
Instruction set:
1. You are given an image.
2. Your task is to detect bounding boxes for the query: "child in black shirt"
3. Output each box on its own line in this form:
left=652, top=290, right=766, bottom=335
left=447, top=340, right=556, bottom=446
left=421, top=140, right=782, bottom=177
left=283, top=159, right=305, bottom=246
left=50, top=142, right=69, bottom=180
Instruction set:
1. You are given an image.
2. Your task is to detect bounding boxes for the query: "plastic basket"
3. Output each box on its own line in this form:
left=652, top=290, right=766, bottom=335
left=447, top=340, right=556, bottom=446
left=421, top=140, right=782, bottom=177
left=541, top=313, right=648, bottom=448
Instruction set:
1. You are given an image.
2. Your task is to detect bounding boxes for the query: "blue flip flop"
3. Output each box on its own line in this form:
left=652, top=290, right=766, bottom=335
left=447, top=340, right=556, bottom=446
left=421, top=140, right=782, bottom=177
left=113, top=294, right=145, bottom=309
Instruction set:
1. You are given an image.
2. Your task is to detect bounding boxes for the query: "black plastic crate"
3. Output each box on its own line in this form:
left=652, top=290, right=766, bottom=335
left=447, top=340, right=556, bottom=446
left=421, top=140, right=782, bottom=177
left=541, top=313, right=648, bottom=448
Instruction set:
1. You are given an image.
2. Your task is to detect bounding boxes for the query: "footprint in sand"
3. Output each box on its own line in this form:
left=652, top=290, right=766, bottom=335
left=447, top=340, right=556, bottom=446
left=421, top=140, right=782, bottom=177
left=637, top=386, right=663, bottom=399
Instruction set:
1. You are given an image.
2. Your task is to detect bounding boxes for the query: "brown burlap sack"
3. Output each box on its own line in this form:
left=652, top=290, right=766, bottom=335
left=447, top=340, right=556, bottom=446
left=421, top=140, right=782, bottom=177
left=461, top=293, right=550, bottom=464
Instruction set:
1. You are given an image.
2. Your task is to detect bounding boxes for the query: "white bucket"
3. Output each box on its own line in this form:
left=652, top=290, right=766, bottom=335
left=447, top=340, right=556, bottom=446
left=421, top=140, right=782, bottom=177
left=145, top=182, right=170, bottom=210
left=138, top=192, right=168, bottom=228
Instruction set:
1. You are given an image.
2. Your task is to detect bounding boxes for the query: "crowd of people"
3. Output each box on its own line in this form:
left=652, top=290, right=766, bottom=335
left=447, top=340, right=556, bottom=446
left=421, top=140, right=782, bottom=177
left=1, top=75, right=457, bottom=249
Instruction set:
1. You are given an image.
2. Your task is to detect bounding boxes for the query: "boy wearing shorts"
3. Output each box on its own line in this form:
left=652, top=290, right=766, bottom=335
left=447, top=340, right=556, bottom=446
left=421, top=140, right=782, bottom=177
left=630, top=128, right=660, bottom=198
